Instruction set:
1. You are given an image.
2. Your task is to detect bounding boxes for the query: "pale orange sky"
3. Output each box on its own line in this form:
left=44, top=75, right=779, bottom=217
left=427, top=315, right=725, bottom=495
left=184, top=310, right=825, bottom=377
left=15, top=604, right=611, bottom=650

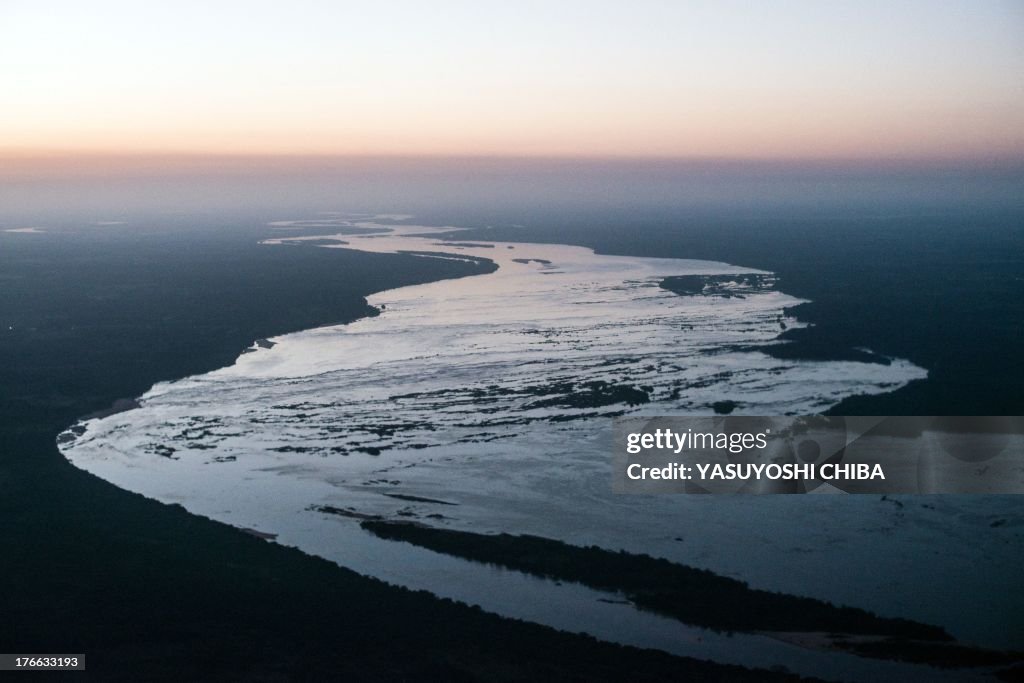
left=2, top=0, right=1022, bottom=161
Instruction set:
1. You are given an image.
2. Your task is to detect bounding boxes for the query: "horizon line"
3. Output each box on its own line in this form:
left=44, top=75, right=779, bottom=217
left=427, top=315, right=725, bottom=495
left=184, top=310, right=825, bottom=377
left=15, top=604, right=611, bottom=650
left=4, top=148, right=1024, bottom=170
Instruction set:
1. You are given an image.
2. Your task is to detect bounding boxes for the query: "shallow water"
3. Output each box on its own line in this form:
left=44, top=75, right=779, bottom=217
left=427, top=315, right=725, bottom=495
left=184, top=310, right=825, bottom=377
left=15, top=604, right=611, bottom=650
left=59, top=215, right=1020, bottom=677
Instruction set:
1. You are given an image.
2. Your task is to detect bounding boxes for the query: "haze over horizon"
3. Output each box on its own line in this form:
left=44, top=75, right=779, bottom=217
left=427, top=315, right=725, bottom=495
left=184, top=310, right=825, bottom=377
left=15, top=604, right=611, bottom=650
left=3, top=0, right=1023, bottom=163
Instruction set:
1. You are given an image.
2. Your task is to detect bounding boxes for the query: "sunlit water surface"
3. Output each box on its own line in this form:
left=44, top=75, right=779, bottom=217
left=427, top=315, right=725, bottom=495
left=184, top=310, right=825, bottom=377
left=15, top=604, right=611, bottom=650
left=59, top=216, right=1020, bottom=681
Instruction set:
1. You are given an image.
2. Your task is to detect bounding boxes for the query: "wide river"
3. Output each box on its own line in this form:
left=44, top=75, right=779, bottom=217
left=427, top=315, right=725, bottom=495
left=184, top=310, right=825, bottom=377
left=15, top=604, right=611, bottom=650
left=59, top=215, right=1020, bottom=681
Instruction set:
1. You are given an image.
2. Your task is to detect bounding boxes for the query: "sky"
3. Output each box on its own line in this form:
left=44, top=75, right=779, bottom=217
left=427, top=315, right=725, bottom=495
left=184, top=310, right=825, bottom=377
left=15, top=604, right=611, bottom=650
left=1, top=0, right=1023, bottom=161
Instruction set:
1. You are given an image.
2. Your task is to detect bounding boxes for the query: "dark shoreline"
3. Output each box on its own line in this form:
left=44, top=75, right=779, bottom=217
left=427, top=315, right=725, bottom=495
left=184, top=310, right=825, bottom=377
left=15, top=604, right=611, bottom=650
left=361, top=522, right=950, bottom=639
left=0, top=227, right=815, bottom=681
left=362, top=521, right=1024, bottom=673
